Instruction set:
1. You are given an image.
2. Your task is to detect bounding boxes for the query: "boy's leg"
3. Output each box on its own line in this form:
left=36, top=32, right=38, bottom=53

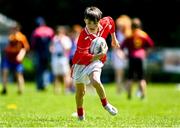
left=16, top=72, right=25, bottom=94
left=125, top=80, right=133, bottom=99
left=115, top=69, right=124, bottom=94
left=1, top=69, right=8, bottom=94
left=139, top=79, right=147, bottom=99
left=89, top=71, right=118, bottom=115
left=53, top=75, right=61, bottom=94
left=136, top=58, right=146, bottom=99
left=89, top=71, right=106, bottom=99
left=75, top=83, right=86, bottom=120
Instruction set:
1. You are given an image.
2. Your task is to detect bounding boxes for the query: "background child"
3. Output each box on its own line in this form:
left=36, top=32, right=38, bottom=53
left=121, top=17, right=154, bottom=99
left=111, top=15, right=132, bottom=94
left=1, top=24, right=30, bottom=95
left=50, top=26, right=72, bottom=94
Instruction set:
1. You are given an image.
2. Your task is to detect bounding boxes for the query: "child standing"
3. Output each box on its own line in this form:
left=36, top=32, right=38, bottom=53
left=1, top=24, right=30, bottom=95
left=50, top=26, right=72, bottom=94
left=121, top=17, right=154, bottom=99
left=72, top=6, right=120, bottom=120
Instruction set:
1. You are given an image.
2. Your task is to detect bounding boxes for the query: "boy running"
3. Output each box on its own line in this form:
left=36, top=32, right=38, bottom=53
left=72, top=6, right=120, bottom=120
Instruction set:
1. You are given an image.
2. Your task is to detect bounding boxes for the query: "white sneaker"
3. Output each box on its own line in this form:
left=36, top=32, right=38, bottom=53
left=136, top=90, right=142, bottom=98
left=71, top=112, right=78, bottom=117
left=104, top=103, right=118, bottom=116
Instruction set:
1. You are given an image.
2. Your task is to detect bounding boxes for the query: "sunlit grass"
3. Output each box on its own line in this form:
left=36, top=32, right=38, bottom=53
left=0, top=82, right=180, bottom=127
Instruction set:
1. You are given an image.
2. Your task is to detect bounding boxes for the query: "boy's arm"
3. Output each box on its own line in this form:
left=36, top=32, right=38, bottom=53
left=111, top=32, right=120, bottom=48
left=16, top=48, right=26, bottom=62
left=145, top=35, right=154, bottom=48
left=74, top=44, right=107, bottom=64
left=16, top=33, right=30, bottom=62
left=107, top=16, right=120, bottom=48
left=75, top=49, right=107, bottom=64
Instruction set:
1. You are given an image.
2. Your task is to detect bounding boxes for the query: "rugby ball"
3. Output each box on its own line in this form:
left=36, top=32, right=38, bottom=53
left=90, top=37, right=107, bottom=54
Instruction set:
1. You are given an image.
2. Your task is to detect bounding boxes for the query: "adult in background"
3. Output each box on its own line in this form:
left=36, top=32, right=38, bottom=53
left=31, top=17, right=54, bottom=91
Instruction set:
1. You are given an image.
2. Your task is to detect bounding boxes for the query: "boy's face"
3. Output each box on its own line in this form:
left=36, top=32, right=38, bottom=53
left=84, top=19, right=99, bottom=34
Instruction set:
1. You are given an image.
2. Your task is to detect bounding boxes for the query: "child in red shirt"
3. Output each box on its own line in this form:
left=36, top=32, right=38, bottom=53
left=72, top=6, right=119, bottom=120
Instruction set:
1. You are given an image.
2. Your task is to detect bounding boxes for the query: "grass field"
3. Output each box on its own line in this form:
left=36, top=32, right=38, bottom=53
left=0, top=82, right=180, bottom=127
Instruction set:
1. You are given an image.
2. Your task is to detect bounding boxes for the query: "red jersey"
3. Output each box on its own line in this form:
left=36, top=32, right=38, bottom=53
left=121, top=29, right=154, bottom=59
left=72, top=16, right=115, bottom=65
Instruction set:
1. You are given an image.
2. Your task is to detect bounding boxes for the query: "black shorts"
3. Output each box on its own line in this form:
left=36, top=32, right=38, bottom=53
left=128, top=57, right=144, bottom=80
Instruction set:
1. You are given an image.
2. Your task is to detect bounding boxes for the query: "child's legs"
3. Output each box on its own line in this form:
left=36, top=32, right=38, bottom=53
left=139, top=79, right=147, bottom=97
left=1, top=57, right=9, bottom=90
left=89, top=71, right=106, bottom=99
left=136, top=58, right=146, bottom=97
left=125, top=79, right=133, bottom=99
left=54, top=75, right=63, bottom=94
left=16, top=72, right=24, bottom=93
left=15, top=63, right=24, bottom=93
left=64, top=72, right=72, bottom=91
left=15, top=72, right=25, bottom=93
left=2, top=69, right=8, bottom=90
left=75, top=83, right=86, bottom=108
left=115, top=68, right=124, bottom=93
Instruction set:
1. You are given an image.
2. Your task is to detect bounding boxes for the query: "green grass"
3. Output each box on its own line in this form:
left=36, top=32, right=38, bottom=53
left=0, top=82, right=180, bottom=127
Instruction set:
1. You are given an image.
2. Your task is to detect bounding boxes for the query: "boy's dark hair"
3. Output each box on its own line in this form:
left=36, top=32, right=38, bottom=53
left=132, top=18, right=142, bottom=29
left=84, top=6, right=102, bottom=22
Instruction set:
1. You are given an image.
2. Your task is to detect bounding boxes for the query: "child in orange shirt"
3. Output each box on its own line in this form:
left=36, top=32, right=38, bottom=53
left=1, top=24, right=30, bottom=95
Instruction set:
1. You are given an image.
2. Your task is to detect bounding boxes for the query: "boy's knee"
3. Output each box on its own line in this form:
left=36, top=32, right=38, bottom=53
left=91, top=79, right=101, bottom=86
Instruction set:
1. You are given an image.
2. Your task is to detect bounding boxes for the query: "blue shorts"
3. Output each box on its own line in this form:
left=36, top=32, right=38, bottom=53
left=1, top=57, right=24, bottom=73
